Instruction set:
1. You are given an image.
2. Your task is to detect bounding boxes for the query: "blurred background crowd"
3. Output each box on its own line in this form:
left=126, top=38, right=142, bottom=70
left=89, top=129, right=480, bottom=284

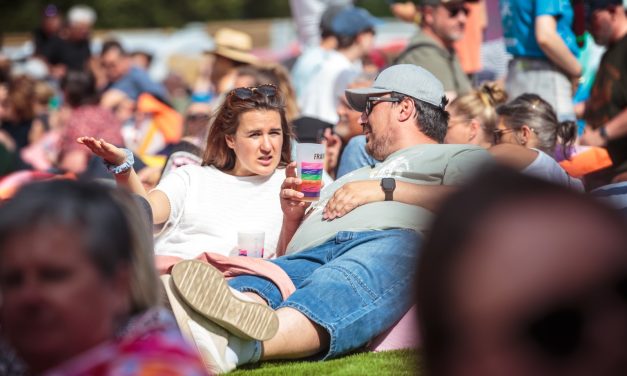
left=0, top=0, right=620, bottom=193
left=1, top=0, right=627, bottom=375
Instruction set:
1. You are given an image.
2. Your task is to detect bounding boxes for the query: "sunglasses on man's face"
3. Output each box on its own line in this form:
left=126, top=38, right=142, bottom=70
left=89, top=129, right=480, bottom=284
left=445, top=5, right=470, bottom=18
left=231, top=84, right=278, bottom=100
left=492, top=128, right=516, bottom=145
left=517, top=272, right=627, bottom=360
left=365, top=96, right=400, bottom=116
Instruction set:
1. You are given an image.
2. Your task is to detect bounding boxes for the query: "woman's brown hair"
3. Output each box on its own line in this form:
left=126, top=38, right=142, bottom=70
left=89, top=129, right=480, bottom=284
left=202, top=86, right=293, bottom=171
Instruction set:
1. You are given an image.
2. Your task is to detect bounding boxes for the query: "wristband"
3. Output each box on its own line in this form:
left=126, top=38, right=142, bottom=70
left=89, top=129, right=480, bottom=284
left=104, top=148, right=134, bottom=175
left=599, top=126, right=609, bottom=141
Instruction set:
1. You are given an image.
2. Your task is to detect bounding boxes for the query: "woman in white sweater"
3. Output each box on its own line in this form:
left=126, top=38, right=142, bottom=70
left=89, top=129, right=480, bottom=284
left=79, top=85, right=293, bottom=258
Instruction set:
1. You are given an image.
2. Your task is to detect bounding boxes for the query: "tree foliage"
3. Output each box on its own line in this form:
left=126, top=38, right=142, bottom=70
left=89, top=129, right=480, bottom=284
left=0, top=0, right=392, bottom=32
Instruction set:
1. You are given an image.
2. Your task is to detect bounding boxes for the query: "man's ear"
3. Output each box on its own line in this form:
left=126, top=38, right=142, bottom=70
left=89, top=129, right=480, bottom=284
left=225, top=134, right=235, bottom=149
left=398, top=97, right=414, bottom=122
left=421, top=5, right=435, bottom=26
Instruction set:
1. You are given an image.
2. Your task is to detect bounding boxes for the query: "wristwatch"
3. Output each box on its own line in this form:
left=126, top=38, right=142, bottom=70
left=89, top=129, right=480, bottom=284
left=599, top=126, right=609, bottom=141
left=380, top=178, right=396, bottom=201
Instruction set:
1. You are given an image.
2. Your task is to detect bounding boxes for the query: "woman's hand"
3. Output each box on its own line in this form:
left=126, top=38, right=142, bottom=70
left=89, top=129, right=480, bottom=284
left=77, top=137, right=127, bottom=165
left=280, top=162, right=310, bottom=222
left=323, top=180, right=383, bottom=220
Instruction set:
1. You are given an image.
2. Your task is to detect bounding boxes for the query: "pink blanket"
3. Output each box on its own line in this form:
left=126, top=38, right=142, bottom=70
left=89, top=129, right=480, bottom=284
left=156, top=253, right=419, bottom=351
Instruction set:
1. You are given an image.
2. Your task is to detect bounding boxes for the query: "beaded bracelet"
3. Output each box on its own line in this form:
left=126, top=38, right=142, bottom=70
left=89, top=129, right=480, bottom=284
left=104, top=148, right=134, bottom=175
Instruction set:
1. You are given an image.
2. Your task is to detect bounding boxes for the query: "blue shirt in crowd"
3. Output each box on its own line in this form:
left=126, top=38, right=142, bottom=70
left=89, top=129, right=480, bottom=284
left=110, top=66, right=169, bottom=101
left=500, top=0, right=579, bottom=59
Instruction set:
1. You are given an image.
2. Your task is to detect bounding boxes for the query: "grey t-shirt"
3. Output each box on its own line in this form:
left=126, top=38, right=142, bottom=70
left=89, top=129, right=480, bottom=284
left=396, top=30, right=472, bottom=96
left=286, top=144, right=492, bottom=253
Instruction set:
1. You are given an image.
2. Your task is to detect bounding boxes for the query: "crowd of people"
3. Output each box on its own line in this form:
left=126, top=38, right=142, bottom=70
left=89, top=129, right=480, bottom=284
left=1, top=0, right=627, bottom=375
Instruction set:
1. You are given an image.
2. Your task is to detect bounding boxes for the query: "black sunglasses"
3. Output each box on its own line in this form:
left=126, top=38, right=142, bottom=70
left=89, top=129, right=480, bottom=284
left=186, top=113, right=211, bottom=122
left=518, top=272, right=627, bottom=360
left=446, top=5, right=470, bottom=18
left=492, top=128, right=516, bottom=145
left=231, top=84, right=278, bottom=100
left=365, top=96, right=401, bottom=116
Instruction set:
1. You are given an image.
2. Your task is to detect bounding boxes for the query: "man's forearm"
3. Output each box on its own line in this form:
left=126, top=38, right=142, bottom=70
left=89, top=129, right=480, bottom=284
left=535, top=16, right=582, bottom=78
left=394, top=182, right=457, bottom=212
left=603, top=108, right=627, bottom=140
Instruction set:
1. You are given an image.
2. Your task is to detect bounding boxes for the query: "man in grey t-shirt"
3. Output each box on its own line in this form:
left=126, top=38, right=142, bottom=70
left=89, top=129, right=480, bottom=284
left=165, top=64, right=491, bottom=372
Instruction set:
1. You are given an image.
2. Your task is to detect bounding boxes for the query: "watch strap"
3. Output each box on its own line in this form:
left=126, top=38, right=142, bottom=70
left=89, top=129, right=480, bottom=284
left=384, top=189, right=393, bottom=201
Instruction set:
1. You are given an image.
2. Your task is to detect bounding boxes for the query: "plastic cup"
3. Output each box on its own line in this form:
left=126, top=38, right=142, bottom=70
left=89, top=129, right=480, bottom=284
left=296, top=143, right=325, bottom=202
left=237, top=231, right=265, bottom=258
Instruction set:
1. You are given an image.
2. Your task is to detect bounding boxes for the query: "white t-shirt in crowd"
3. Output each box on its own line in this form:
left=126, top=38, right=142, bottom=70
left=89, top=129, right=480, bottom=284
left=522, top=149, right=584, bottom=191
left=298, top=50, right=359, bottom=124
left=153, top=164, right=286, bottom=259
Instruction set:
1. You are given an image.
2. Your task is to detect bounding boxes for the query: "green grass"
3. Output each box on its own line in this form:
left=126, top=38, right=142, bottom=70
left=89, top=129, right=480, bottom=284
left=229, top=349, right=420, bottom=375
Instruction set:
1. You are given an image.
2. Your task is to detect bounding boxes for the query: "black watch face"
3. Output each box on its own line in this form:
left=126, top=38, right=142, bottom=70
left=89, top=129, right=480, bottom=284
left=382, top=178, right=395, bottom=191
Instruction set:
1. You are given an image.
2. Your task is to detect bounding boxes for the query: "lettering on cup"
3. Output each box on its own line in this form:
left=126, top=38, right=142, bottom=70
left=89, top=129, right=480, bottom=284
left=313, top=153, right=325, bottom=160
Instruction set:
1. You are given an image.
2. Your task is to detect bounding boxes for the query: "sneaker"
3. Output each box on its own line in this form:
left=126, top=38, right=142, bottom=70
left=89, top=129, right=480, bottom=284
left=170, top=259, right=279, bottom=341
left=161, top=274, right=235, bottom=374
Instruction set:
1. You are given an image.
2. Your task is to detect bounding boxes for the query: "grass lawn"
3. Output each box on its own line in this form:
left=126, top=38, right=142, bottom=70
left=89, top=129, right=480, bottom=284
left=229, top=349, right=420, bottom=375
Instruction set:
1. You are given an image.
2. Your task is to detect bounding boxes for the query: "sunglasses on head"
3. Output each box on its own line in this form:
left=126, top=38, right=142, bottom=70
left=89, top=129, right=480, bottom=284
left=445, top=5, right=470, bottom=18
left=518, top=271, right=627, bottom=360
left=231, top=84, right=278, bottom=100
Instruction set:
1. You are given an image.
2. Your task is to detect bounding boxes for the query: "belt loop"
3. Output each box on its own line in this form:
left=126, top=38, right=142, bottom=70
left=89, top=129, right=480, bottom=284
left=335, top=231, right=354, bottom=243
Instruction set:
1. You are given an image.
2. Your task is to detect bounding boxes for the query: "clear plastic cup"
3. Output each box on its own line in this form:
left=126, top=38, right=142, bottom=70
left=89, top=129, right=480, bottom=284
left=296, top=143, right=325, bottom=202
left=237, top=231, right=265, bottom=258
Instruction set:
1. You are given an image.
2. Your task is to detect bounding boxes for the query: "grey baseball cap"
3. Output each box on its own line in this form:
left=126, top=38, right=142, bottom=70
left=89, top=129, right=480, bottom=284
left=345, top=64, right=445, bottom=112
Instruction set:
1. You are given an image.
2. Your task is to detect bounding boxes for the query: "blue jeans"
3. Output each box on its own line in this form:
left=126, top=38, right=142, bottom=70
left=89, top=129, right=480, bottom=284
left=336, top=135, right=379, bottom=178
left=228, top=229, right=421, bottom=359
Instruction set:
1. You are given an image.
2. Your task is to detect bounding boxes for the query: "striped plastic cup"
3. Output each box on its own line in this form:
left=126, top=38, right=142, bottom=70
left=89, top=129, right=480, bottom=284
left=296, top=143, right=325, bottom=202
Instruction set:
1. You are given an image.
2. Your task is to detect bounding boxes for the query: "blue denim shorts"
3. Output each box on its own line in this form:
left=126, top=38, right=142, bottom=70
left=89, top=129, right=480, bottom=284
left=228, top=229, right=421, bottom=359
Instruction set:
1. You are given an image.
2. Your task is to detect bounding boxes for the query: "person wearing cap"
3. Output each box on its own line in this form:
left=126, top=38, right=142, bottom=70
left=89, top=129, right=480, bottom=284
left=206, top=28, right=259, bottom=96
left=499, top=0, right=581, bottom=122
left=33, top=4, right=62, bottom=60
left=161, top=64, right=491, bottom=372
left=579, top=0, right=627, bottom=181
left=298, top=6, right=378, bottom=125
left=290, top=4, right=347, bottom=99
left=46, top=4, right=96, bottom=74
left=395, top=0, right=473, bottom=99
left=289, top=0, right=353, bottom=48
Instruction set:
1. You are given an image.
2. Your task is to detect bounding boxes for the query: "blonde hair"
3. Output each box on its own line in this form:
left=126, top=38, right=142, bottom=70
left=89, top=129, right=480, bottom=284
left=447, top=82, right=508, bottom=138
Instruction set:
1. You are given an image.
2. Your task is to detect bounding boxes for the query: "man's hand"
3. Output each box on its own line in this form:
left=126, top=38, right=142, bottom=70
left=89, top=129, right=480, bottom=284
left=77, top=136, right=127, bottom=165
left=280, top=162, right=310, bottom=222
left=580, top=127, right=606, bottom=147
left=323, top=180, right=383, bottom=220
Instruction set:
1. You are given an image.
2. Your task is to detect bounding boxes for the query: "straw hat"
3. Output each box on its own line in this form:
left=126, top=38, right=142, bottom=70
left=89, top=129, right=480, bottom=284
left=211, top=28, right=259, bottom=65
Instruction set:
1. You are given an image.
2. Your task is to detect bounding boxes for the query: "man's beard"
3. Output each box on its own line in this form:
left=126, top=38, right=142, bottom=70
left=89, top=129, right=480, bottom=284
left=365, top=125, right=392, bottom=161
